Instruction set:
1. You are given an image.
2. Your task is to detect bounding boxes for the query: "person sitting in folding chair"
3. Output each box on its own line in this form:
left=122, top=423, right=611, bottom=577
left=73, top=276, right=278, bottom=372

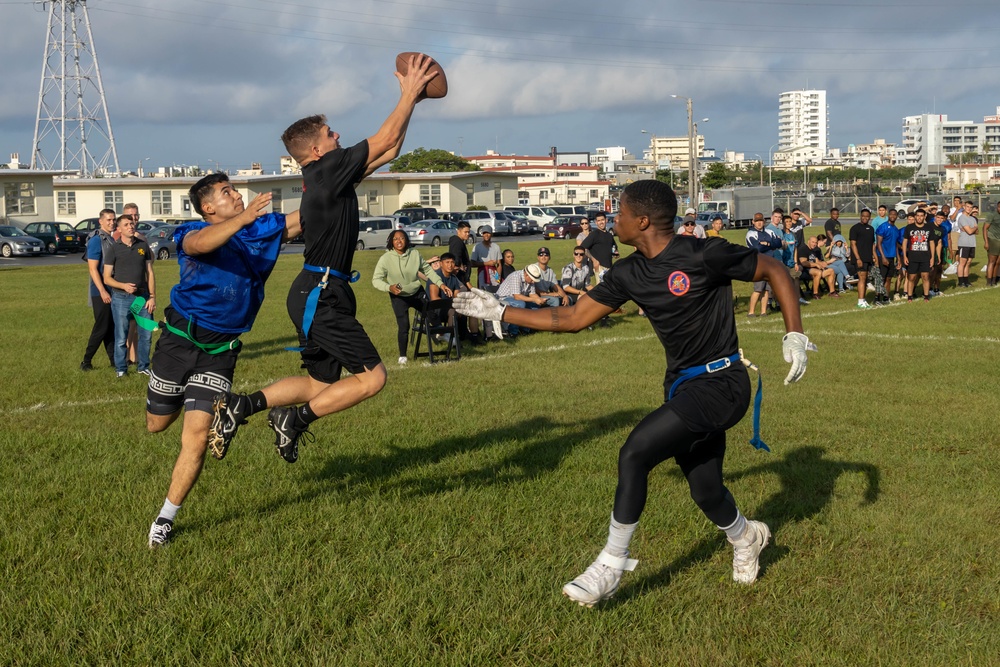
left=373, top=230, right=451, bottom=365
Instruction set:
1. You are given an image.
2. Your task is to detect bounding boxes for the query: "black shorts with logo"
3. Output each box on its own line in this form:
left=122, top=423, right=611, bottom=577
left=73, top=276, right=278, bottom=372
left=907, top=259, right=931, bottom=275
left=147, top=307, right=241, bottom=415
left=287, top=271, right=382, bottom=383
left=959, top=247, right=976, bottom=259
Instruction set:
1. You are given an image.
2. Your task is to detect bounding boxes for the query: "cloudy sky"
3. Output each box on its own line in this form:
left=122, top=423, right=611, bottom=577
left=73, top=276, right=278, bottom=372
left=1, top=0, right=997, bottom=174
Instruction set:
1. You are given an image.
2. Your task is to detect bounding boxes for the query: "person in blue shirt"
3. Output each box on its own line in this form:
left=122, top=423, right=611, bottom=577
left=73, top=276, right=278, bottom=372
left=744, top=212, right=782, bottom=316
left=875, top=208, right=902, bottom=301
left=145, top=173, right=301, bottom=548
left=79, top=209, right=117, bottom=370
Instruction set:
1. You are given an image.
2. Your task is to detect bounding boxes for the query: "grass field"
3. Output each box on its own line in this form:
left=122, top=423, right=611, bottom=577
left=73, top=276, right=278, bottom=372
left=1, top=232, right=998, bottom=665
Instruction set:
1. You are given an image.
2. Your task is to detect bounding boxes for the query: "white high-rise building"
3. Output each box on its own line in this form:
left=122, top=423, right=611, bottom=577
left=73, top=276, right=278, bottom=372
left=778, top=90, right=828, bottom=164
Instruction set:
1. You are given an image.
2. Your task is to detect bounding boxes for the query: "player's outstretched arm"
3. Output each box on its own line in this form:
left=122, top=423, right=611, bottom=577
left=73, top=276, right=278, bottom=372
left=753, top=254, right=813, bottom=384
left=282, top=210, right=302, bottom=242
left=453, top=289, right=614, bottom=333
left=365, top=54, right=438, bottom=173
left=184, top=193, right=272, bottom=256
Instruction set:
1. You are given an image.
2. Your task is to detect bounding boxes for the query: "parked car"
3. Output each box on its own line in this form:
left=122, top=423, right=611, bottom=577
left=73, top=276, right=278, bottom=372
left=388, top=215, right=411, bottom=230
left=503, top=205, right=559, bottom=226
left=550, top=205, right=590, bottom=216
left=695, top=211, right=730, bottom=229
left=461, top=210, right=514, bottom=236
left=392, top=207, right=438, bottom=223
left=23, top=222, right=82, bottom=253
left=542, top=215, right=589, bottom=240
left=0, top=225, right=45, bottom=257
left=73, top=217, right=101, bottom=245
left=403, top=219, right=463, bottom=247
left=357, top=216, right=396, bottom=251
left=136, top=221, right=170, bottom=234
left=154, top=217, right=201, bottom=225
left=504, top=209, right=539, bottom=234
left=894, top=198, right=929, bottom=213
left=146, top=225, right=179, bottom=260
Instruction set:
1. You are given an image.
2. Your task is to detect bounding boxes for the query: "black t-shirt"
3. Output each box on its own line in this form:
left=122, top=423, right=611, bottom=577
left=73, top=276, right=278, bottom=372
left=588, top=236, right=756, bottom=430
left=448, top=234, right=471, bottom=282
left=580, top=228, right=615, bottom=267
left=904, top=223, right=932, bottom=262
left=300, top=139, right=369, bottom=273
left=107, top=238, right=153, bottom=293
left=589, top=236, right=756, bottom=377
left=796, top=243, right=824, bottom=266
left=824, top=217, right=841, bottom=239
left=849, top=223, right=876, bottom=262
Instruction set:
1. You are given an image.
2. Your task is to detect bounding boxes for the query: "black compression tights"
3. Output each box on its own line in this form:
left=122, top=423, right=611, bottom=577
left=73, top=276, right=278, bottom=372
left=613, top=403, right=738, bottom=527
left=389, top=292, right=425, bottom=356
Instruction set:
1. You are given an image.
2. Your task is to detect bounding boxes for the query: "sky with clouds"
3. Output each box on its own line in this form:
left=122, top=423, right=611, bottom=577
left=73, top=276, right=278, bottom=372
left=1, top=0, right=998, bottom=174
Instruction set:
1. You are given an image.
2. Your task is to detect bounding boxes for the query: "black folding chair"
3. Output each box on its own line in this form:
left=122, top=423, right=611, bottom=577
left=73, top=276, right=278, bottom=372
left=411, top=298, right=461, bottom=363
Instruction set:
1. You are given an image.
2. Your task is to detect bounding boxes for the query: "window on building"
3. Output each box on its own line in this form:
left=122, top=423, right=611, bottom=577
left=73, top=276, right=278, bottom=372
left=57, top=191, right=76, bottom=216
left=466, top=183, right=475, bottom=206
left=5, top=182, right=37, bottom=215
left=271, top=189, right=282, bottom=214
left=419, top=184, right=441, bottom=207
left=151, top=190, right=173, bottom=216
left=368, top=190, right=379, bottom=204
left=494, top=182, right=502, bottom=205
left=567, top=189, right=577, bottom=202
left=590, top=189, right=599, bottom=200
left=539, top=190, right=548, bottom=200
left=104, top=190, right=124, bottom=214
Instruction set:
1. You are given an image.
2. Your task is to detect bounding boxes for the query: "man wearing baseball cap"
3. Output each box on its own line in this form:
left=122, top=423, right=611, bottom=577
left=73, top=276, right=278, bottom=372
left=494, top=262, right=546, bottom=337
left=534, top=246, right=570, bottom=307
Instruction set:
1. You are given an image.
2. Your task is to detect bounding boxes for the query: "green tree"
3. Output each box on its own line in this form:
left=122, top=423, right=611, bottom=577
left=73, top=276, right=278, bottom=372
left=389, top=148, right=478, bottom=173
left=701, top=163, right=731, bottom=189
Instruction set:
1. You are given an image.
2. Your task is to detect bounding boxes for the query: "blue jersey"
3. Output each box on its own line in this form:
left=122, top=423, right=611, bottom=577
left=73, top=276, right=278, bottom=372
left=875, top=222, right=899, bottom=258
left=938, top=220, right=951, bottom=248
left=169, top=213, right=286, bottom=334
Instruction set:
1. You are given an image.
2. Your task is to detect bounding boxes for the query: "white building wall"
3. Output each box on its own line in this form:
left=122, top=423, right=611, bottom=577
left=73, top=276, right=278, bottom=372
left=778, top=90, right=828, bottom=156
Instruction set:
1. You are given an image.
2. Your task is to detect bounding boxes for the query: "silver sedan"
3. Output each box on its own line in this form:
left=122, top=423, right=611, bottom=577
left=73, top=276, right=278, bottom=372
left=403, top=219, right=462, bottom=247
left=0, top=225, right=45, bottom=257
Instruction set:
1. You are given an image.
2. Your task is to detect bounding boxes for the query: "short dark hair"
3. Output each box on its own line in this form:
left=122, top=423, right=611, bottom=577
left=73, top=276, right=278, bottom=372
left=189, top=173, right=231, bottom=217
left=281, top=114, right=326, bottom=162
left=386, top=229, right=410, bottom=251
left=620, top=180, right=677, bottom=230
left=99, top=208, right=116, bottom=218
left=456, top=221, right=471, bottom=231
left=440, top=252, right=456, bottom=262
left=772, top=207, right=784, bottom=215
left=830, top=207, right=839, bottom=213
left=116, top=214, right=132, bottom=228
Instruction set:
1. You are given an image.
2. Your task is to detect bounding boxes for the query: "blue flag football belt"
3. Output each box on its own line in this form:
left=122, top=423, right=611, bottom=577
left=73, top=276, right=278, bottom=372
left=300, top=263, right=361, bottom=340
left=667, top=351, right=769, bottom=452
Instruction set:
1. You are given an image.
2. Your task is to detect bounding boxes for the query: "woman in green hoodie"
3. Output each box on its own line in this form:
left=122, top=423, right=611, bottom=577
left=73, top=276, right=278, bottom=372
left=372, top=230, right=451, bottom=364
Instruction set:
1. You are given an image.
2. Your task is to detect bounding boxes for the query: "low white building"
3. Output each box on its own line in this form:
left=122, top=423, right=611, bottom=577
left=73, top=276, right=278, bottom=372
left=49, top=171, right=520, bottom=223
left=2, top=168, right=74, bottom=227
left=943, top=163, right=1000, bottom=190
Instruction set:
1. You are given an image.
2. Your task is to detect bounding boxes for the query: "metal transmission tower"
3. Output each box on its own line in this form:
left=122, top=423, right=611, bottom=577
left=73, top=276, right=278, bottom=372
left=31, top=0, right=120, bottom=176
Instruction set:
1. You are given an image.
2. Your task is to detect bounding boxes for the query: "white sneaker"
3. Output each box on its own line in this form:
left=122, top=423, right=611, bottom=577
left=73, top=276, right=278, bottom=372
left=729, top=520, right=770, bottom=583
left=562, top=550, right=638, bottom=607
left=397, top=356, right=407, bottom=365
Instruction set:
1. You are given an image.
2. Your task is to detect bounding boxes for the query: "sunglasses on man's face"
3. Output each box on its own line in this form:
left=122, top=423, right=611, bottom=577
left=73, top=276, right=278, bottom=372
left=684, top=222, right=695, bottom=226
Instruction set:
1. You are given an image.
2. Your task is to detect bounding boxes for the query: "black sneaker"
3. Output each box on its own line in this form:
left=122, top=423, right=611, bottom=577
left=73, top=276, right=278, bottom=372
left=80, top=361, right=93, bottom=371
left=208, top=392, right=249, bottom=461
left=267, top=407, right=313, bottom=463
left=148, top=517, right=173, bottom=549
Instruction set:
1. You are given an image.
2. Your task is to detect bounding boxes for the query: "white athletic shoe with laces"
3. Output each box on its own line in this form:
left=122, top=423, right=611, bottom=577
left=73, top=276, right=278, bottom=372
left=562, top=550, right=638, bottom=607
left=729, top=520, right=770, bottom=583
left=397, top=356, right=407, bottom=365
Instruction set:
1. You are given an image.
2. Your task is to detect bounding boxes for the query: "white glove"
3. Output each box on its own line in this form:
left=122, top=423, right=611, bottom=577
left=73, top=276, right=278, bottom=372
left=782, top=332, right=816, bottom=385
left=453, top=288, right=506, bottom=321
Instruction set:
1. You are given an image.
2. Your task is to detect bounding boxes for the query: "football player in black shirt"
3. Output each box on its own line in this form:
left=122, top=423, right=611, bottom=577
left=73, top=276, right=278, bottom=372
left=454, top=180, right=812, bottom=606
left=209, top=55, right=440, bottom=464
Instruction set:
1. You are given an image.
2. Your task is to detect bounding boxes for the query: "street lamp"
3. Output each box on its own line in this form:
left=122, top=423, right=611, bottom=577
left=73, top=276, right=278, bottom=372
left=137, top=157, right=150, bottom=178
left=641, top=129, right=656, bottom=177
left=768, top=143, right=779, bottom=191
left=753, top=154, right=763, bottom=186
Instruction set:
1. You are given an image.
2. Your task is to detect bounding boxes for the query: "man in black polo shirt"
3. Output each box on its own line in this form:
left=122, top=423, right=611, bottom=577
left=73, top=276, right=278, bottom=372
left=209, top=55, right=440, bottom=463
left=580, top=212, right=616, bottom=279
left=849, top=208, right=877, bottom=309
left=103, top=214, right=156, bottom=378
left=454, top=180, right=812, bottom=607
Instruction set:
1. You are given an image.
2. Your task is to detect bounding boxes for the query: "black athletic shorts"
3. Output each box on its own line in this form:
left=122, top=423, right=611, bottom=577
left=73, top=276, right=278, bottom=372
left=907, top=260, right=931, bottom=275
left=856, top=261, right=873, bottom=273
left=959, top=247, right=976, bottom=259
left=146, top=307, right=241, bottom=415
left=663, top=364, right=751, bottom=433
left=287, top=271, right=382, bottom=383
left=881, top=261, right=898, bottom=279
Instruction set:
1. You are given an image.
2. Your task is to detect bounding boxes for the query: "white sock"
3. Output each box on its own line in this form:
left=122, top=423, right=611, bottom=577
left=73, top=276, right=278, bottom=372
left=857, top=298, right=865, bottom=305
left=604, top=513, right=639, bottom=558
left=719, top=512, right=747, bottom=542
left=158, top=499, right=181, bottom=522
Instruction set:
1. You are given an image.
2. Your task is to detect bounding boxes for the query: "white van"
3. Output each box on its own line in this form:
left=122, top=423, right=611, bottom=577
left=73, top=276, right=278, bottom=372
left=503, top=205, right=558, bottom=226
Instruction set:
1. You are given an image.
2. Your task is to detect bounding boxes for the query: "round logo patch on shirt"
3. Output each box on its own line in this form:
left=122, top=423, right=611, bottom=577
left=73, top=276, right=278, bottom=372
left=668, top=270, right=691, bottom=296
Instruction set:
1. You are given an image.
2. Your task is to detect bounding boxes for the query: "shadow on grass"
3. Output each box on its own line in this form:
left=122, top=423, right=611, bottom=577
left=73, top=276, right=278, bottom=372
left=207, top=408, right=647, bottom=529
left=615, top=446, right=881, bottom=603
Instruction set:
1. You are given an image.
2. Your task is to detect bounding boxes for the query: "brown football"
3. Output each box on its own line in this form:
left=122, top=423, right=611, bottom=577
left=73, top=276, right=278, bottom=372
left=395, top=52, right=448, bottom=99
